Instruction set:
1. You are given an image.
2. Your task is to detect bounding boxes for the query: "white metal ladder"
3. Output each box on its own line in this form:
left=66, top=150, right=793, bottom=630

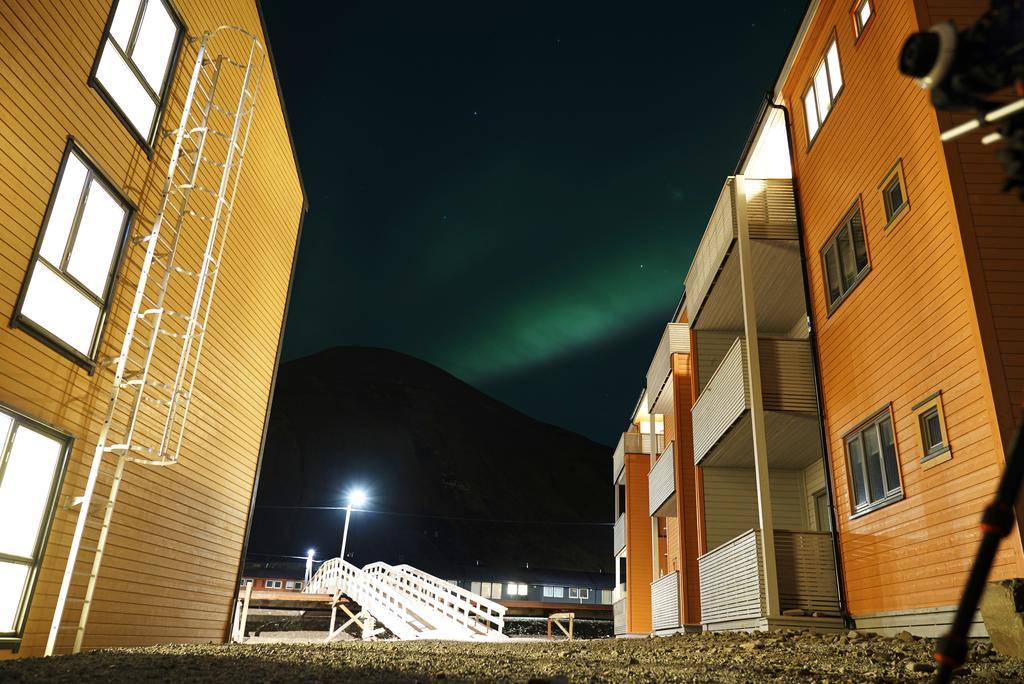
left=44, top=27, right=266, bottom=656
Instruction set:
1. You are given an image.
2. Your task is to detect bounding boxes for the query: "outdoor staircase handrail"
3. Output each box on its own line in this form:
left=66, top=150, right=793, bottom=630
left=393, top=564, right=507, bottom=633
left=304, top=558, right=420, bottom=639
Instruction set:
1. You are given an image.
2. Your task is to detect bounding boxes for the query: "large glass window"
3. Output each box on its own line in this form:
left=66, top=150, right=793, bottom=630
left=13, top=141, right=134, bottom=365
left=803, top=37, right=843, bottom=144
left=821, top=203, right=870, bottom=312
left=92, top=0, right=184, bottom=147
left=0, top=406, right=72, bottom=644
left=845, top=408, right=902, bottom=515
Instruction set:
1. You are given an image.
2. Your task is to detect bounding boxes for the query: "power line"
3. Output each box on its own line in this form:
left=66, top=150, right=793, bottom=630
left=254, top=504, right=613, bottom=527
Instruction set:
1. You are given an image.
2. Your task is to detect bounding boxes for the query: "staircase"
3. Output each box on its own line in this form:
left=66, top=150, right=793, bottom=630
left=303, top=559, right=507, bottom=641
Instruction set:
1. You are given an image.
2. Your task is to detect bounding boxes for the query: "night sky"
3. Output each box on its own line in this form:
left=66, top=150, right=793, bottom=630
left=261, top=1, right=806, bottom=445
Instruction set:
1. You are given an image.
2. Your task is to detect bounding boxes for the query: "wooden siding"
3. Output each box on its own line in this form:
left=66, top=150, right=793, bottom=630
left=744, top=178, right=799, bottom=239
left=647, top=323, right=690, bottom=415
left=651, top=571, right=680, bottom=631
left=668, top=352, right=701, bottom=625
left=623, top=454, right=653, bottom=633
left=692, top=338, right=748, bottom=463
left=695, top=331, right=740, bottom=393
left=699, top=529, right=764, bottom=624
left=648, top=441, right=675, bottom=517
left=0, top=0, right=302, bottom=656
left=701, top=467, right=808, bottom=551
left=779, top=0, right=1023, bottom=618
left=759, top=339, right=818, bottom=413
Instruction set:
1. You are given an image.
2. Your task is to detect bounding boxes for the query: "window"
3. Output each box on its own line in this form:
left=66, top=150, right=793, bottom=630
left=803, top=37, right=843, bottom=144
left=578, top=588, right=590, bottom=600
left=542, top=586, right=565, bottom=599
left=264, top=580, right=282, bottom=589
left=92, top=0, right=184, bottom=148
left=474, top=582, right=500, bottom=599
left=821, top=202, right=870, bottom=312
left=879, top=160, right=909, bottom=227
left=285, top=581, right=302, bottom=591
left=600, top=590, right=613, bottom=605
left=0, top=406, right=72, bottom=646
left=506, top=583, right=528, bottom=597
left=854, top=0, right=873, bottom=37
left=13, top=141, right=134, bottom=366
left=844, top=408, right=902, bottom=515
left=913, top=392, right=951, bottom=467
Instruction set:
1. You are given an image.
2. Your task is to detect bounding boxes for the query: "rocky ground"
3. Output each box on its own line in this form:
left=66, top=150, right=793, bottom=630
left=1, top=630, right=1022, bottom=682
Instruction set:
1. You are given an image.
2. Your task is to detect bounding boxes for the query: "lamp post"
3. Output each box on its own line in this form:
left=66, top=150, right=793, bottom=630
left=340, top=488, right=367, bottom=561
left=305, top=548, right=315, bottom=582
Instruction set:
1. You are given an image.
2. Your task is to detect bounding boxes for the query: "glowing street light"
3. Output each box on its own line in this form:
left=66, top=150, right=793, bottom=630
left=305, top=548, right=315, bottom=582
left=340, top=488, right=367, bottom=562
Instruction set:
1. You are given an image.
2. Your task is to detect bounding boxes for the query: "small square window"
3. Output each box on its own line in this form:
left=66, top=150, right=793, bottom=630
left=92, top=0, right=185, bottom=149
left=854, top=0, right=873, bottom=37
left=913, top=392, right=951, bottom=466
left=879, top=160, right=909, bottom=228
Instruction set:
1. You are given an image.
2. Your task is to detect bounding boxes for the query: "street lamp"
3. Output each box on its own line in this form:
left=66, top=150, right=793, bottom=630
left=305, top=548, right=315, bottom=582
left=340, top=488, right=367, bottom=562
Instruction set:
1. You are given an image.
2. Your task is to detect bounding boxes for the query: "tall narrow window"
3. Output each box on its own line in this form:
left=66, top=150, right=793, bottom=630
left=854, top=0, right=873, bottom=37
left=92, top=0, right=184, bottom=148
left=0, top=406, right=72, bottom=646
left=844, top=408, right=902, bottom=515
left=803, top=37, right=844, bottom=144
left=821, top=202, right=870, bottom=312
left=13, top=142, right=134, bottom=366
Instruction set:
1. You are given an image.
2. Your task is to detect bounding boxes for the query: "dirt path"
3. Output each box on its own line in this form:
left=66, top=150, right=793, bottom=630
left=2, top=630, right=1022, bottom=682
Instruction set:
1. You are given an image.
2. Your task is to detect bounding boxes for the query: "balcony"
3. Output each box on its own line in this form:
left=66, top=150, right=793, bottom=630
left=698, top=529, right=840, bottom=630
left=646, top=323, right=690, bottom=415
left=684, top=177, right=804, bottom=334
left=691, top=336, right=819, bottom=468
left=613, top=513, right=626, bottom=556
left=613, top=597, right=628, bottom=635
left=612, top=434, right=625, bottom=483
left=651, top=571, right=680, bottom=632
left=622, top=431, right=663, bottom=456
left=648, top=441, right=675, bottom=517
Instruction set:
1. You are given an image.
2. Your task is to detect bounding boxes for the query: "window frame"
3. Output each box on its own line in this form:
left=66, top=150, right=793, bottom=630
left=843, top=405, right=904, bottom=518
left=878, top=159, right=910, bottom=230
left=802, top=33, right=844, bottom=148
left=912, top=391, right=952, bottom=468
left=0, top=403, right=74, bottom=650
left=10, top=138, right=136, bottom=372
left=821, top=198, right=871, bottom=316
left=852, top=0, right=874, bottom=40
left=89, top=0, right=187, bottom=155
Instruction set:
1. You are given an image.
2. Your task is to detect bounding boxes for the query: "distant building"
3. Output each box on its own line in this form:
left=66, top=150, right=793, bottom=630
left=447, top=568, right=613, bottom=618
left=241, top=563, right=308, bottom=593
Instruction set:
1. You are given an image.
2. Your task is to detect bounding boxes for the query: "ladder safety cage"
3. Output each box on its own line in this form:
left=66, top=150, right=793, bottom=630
left=44, top=26, right=266, bottom=657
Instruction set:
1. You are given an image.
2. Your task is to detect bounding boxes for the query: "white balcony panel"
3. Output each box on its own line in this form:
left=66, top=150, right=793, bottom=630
left=685, top=181, right=735, bottom=326
left=776, top=531, right=841, bottom=616
left=651, top=571, right=681, bottom=632
left=691, top=338, right=749, bottom=463
left=624, top=431, right=663, bottom=456
left=744, top=178, right=798, bottom=239
left=648, top=441, right=676, bottom=517
left=646, top=323, right=691, bottom=413
left=759, top=338, right=818, bottom=413
left=613, top=513, right=626, bottom=556
left=613, top=597, right=628, bottom=635
left=699, top=529, right=764, bottom=625
left=612, top=434, right=625, bottom=483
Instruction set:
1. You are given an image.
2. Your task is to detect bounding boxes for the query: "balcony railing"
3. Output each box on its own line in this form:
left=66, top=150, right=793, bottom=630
left=646, top=323, right=690, bottom=414
left=612, top=434, right=625, bottom=483
left=691, top=336, right=817, bottom=465
left=651, top=571, right=680, bottom=632
left=613, top=513, right=626, bottom=556
left=685, top=177, right=798, bottom=327
left=698, top=529, right=839, bottom=627
left=623, top=431, right=664, bottom=456
left=613, top=596, right=628, bottom=635
left=648, top=441, right=675, bottom=517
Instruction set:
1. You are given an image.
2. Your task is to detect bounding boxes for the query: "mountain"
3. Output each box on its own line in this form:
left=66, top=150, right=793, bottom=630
left=248, top=347, right=613, bottom=577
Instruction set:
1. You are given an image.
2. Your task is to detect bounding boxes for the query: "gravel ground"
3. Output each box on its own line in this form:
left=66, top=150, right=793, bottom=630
left=2, top=630, right=1022, bottom=682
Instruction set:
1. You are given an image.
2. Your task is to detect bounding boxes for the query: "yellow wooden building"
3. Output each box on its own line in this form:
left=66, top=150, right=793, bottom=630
left=0, top=0, right=304, bottom=656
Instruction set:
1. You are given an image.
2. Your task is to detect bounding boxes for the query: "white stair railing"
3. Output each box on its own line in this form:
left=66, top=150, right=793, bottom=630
left=304, top=558, right=507, bottom=641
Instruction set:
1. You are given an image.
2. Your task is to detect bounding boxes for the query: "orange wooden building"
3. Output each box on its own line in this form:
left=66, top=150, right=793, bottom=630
left=775, top=0, right=1024, bottom=636
left=0, top=0, right=304, bottom=657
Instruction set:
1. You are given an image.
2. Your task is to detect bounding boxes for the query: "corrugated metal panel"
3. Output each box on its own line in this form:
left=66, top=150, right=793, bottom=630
left=744, top=178, right=798, bottom=240
left=612, top=434, right=625, bottom=483
left=685, top=180, right=736, bottom=323
left=613, top=513, right=626, bottom=556
left=691, top=338, right=749, bottom=464
left=648, top=441, right=676, bottom=517
left=613, top=597, right=628, bottom=635
left=699, top=529, right=764, bottom=624
left=647, top=324, right=691, bottom=413
left=651, top=571, right=680, bottom=631
left=759, top=338, right=817, bottom=413
left=775, top=531, right=841, bottom=615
